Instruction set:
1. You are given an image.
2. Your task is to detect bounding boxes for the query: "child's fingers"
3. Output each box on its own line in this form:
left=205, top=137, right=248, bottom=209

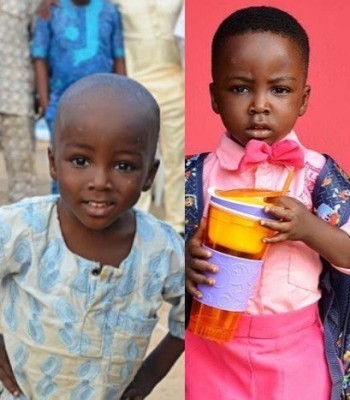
left=121, top=388, right=143, bottom=400
left=189, top=245, right=211, bottom=259
left=264, top=195, right=291, bottom=206
left=186, top=272, right=214, bottom=298
left=187, top=267, right=215, bottom=285
left=189, top=218, right=207, bottom=245
left=186, top=279, right=203, bottom=298
left=263, top=232, right=289, bottom=244
left=186, top=259, right=216, bottom=288
left=0, top=336, right=21, bottom=397
left=196, top=218, right=207, bottom=236
left=260, top=219, right=291, bottom=233
left=264, top=205, right=292, bottom=221
left=0, top=367, right=21, bottom=397
left=187, top=257, right=218, bottom=274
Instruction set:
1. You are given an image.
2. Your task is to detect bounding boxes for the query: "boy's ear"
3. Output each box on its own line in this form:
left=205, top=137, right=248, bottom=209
left=48, top=147, right=58, bottom=182
left=209, top=83, right=220, bottom=114
left=299, top=84, right=311, bottom=116
left=142, top=159, right=160, bottom=192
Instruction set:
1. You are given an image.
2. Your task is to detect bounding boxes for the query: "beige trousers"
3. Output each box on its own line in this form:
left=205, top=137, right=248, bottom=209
left=0, top=114, right=36, bottom=203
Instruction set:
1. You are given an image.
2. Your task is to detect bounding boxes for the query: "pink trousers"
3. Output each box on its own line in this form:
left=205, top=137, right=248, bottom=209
left=185, top=303, right=331, bottom=400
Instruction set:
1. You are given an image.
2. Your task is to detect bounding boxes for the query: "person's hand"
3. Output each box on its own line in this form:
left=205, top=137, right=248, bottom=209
left=121, top=374, right=149, bottom=400
left=37, top=0, right=60, bottom=19
left=0, top=335, right=21, bottom=397
left=185, top=218, right=219, bottom=299
left=38, top=103, right=48, bottom=119
left=261, top=196, right=313, bottom=243
left=121, top=386, right=144, bottom=400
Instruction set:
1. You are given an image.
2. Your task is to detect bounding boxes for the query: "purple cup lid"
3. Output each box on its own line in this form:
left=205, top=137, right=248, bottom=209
left=208, top=187, right=278, bottom=221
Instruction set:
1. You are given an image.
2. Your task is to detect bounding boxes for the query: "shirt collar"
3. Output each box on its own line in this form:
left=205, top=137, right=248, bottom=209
left=215, top=130, right=302, bottom=171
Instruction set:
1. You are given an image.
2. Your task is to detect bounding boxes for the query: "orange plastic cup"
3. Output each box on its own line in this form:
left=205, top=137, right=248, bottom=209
left=188, top=299, right=242, bottom=342
left=188, top=188, right=281, bottom=342
left=205, top=187, right=282, bottom=258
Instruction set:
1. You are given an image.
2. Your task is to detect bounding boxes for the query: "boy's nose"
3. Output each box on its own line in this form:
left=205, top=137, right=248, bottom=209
left=248, top=94, right=270, bottom=115
left=88, top=167, right=112, bottom=190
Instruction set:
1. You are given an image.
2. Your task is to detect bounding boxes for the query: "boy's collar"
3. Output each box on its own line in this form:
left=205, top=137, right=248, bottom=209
left=215, top=130, right=302, bottom=171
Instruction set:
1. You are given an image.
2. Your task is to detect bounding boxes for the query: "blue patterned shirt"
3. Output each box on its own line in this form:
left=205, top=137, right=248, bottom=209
left=31, top=0, right=125, bottom=120
left=0, top=196, right=184, bottom=399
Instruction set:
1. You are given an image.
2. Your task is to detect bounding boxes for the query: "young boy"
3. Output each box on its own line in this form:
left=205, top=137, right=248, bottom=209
left=185, top=7, right=350, bottom=400
left=0, top=74, right=184, bottom=399
left=37, top=0, right=185, bottom=235
left=31, top=0, right=126, bottom=193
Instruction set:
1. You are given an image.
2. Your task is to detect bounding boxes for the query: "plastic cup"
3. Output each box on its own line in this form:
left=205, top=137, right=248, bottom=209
left=188, top=298, right=242, bottom=343
left=188, top=188, right=281, bottom=342
left=205, top=187, right=282, bottom=258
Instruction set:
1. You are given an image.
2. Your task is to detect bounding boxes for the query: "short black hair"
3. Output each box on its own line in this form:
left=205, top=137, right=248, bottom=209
left=212, top=6, right=309, bottom=76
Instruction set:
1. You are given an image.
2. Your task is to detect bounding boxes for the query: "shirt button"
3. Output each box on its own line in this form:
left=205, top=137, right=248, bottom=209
left=92, top=268, right=100, bottom=276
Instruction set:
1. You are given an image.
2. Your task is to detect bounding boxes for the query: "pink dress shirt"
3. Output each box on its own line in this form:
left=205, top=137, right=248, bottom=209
left=203, top=131, right=350, bottom=314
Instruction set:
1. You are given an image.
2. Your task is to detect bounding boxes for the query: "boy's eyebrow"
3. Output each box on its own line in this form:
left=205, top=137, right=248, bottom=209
left=64, top=142, right=143, bottom=156
left=226, top=75, right=297, bottom=83
left=64, top=142, right=94, bottom=151
left=268, top=76, right=297, bottom=83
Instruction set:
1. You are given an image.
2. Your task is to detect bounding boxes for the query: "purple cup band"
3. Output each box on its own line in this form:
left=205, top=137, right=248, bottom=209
left=210, top=195, right=278, bottom=221
left=198, top=245, right=263, bottom=312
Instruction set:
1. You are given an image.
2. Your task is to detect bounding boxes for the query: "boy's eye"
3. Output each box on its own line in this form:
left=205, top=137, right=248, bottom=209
left=272, top=87, right=291, bottom=95
left=115, top=162, right=135, bottom=171
left=71, top=157, right=90, bottom=167
left=231, top=86, right=249, bottom=94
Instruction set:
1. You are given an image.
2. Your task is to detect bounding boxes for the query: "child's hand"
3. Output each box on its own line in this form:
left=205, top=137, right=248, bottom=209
left=261, top=196, right=313, bottom=243
left=0, top=335, right=21, bottom=397
left=121, top=386, right=144, bottom=400
left=37, top=0, right=61, bottom=19
left=185, top=218, right=219, bottom=299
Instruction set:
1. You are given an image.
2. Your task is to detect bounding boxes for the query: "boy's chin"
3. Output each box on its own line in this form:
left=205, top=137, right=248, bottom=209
left=228, top=132, right=290, bottom=146
left=227, top=134, right=246, bottom=147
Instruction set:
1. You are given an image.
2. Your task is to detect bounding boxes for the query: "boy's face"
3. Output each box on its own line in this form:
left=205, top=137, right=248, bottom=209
left=210, top=32, right=310, bottom=146
left=49, top=97, right=158, bottom=232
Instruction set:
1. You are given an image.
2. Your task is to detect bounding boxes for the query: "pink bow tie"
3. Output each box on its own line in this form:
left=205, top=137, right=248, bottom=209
left=238, top=139, right=304, bottom=172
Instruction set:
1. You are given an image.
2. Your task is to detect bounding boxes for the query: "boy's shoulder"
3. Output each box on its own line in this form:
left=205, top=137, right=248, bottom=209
left=0, top=195, right=58, bottom=231
left=0, top=195, right=58, bottom=212
left=134, top=208, right=183, bottom=252
left=313, top=154, right=350, bottom=226
left=185, top=152, right=211, bottom=172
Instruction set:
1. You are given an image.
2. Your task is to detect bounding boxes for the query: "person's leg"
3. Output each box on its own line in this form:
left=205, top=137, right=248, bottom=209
left=2, top=114, right=36, bottom=203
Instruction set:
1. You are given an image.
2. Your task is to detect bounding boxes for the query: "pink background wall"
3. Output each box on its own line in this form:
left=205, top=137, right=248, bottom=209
left=185, top=0, right=350, bottom=172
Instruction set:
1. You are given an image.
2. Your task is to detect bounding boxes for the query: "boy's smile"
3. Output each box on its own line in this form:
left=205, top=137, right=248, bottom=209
left=210, top=32, right=310, bottom=146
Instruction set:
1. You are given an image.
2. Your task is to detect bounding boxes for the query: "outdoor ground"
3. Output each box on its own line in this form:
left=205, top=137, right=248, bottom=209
left=0, top=140, right=184, bottom=399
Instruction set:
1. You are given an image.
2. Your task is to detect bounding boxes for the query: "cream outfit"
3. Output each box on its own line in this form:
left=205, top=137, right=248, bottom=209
left=112, top=0, right=184, bottom=233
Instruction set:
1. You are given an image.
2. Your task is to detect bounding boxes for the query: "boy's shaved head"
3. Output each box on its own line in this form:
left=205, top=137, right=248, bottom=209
left=212, top=6, right=310, bottom=77
left=54, top=74, right=160, bottom=156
